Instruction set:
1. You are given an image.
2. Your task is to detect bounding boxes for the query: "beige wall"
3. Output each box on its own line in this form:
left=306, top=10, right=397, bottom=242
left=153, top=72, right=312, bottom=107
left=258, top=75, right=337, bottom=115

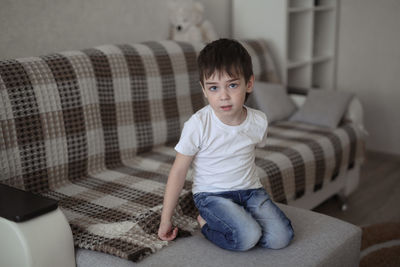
left=0, top=0, right=231, bottom=59
left=337, top=0, right=400, bottom=155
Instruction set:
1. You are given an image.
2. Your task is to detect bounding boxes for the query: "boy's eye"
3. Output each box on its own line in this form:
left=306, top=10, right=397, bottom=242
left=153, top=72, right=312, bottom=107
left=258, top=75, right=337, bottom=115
left=209, top=86, right=218, bottom=91
left=229, top=83, right=238, bottom=89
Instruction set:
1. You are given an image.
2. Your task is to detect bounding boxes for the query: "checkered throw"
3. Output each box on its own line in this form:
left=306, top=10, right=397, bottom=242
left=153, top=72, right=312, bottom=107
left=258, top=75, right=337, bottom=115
left=0, top=40, right=364, bottom=261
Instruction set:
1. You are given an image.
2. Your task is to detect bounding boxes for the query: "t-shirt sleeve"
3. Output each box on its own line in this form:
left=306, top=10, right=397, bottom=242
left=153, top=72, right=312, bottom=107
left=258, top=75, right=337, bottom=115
left=256, top=112, right=269, bottom=148
left=175, top=115, right=202, bottom=156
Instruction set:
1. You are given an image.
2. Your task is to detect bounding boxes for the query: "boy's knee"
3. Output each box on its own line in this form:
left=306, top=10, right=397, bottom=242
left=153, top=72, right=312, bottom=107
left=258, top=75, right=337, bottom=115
left=234, top=224, right=262, bottom=251
left=275, top=227, right=294, bottom=249
left=260, top=225, right=294, bottom=249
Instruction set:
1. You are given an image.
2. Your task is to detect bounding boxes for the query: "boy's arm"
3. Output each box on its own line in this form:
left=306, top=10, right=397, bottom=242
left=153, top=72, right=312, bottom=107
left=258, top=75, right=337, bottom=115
left=158, top=152, right=194, bottom=241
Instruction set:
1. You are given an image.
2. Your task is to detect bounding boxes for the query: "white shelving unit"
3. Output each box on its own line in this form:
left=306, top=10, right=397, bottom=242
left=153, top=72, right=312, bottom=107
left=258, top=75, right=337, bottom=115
left=233, top=0, right=339, bottom=90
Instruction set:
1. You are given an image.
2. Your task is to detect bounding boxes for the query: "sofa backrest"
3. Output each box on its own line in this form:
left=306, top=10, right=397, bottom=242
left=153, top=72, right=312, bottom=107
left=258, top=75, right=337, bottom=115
left=0, top=40, right=279, bottom=192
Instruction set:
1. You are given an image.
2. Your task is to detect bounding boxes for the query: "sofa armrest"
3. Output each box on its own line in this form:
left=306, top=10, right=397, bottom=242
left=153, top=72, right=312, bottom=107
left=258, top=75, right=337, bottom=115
left=343, top=97, right=369, bottom=136
left=0, top=185, right=75, bottom=267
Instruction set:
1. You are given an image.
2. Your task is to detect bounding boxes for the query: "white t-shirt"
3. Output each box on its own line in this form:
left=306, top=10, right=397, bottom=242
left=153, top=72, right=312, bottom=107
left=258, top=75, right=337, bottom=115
left=175, top=105, right=268, bottom=194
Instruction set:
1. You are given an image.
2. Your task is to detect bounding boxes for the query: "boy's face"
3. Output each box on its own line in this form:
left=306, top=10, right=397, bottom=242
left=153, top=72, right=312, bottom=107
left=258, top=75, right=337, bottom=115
left=201, top=71, right=254, bottom=125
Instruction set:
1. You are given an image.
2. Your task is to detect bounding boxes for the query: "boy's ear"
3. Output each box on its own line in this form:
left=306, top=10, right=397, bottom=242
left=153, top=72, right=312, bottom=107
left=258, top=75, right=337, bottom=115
left=199, top=81, right=208, bottom=98
left=246, top=75, right=255, bottom=93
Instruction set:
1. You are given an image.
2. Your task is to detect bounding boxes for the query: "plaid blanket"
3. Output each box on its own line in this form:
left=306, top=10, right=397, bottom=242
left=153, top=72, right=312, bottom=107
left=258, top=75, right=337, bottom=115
left=0, top=40, right=364, bottom=261
left=258, top=121, right=364, bottom=204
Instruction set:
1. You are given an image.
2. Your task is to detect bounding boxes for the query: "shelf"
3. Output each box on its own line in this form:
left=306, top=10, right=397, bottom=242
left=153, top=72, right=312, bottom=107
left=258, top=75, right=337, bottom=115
left=290, top=0, right=337, bottom=89
left=287, top=59, right=311, bottom=69
left=288, top=0, right=313, bottom=9
left=288, top=11, right=313, bottom=62
left=312, top=60, right=334, bottom=89
left=313, top=9, right=336, bottom=58
left=289, top=6, right=334, bottom=13
left=312, top=55, right=332, bottom=64
left=314, top=0, right=337, bottom=8
left=288, top=65, right=312, bottom=88
left=289, top=0, right=336, bottom=10
left=314, top=6, right=335, bottom=12
left=232, top=0, right=338, bottom=91
left=289, top=7, right=314, bottom=13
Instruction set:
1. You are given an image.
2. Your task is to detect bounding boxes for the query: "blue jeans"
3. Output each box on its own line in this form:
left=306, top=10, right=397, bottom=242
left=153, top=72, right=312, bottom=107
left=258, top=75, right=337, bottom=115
left=193, top=188, right=294, bottom=251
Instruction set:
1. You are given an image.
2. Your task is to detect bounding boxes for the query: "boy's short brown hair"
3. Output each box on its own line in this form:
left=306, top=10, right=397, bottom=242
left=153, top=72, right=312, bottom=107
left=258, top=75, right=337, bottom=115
left=197, top=38, right=253, bottom=87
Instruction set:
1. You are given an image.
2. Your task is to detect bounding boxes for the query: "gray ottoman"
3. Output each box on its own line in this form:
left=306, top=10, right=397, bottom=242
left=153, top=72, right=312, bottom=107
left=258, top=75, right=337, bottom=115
left=76, top=204, right=361, bottom=267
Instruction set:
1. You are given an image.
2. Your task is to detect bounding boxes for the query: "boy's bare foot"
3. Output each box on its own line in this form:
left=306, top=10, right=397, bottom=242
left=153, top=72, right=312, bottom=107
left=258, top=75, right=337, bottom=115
left=197, top=215, right=206, bottom=228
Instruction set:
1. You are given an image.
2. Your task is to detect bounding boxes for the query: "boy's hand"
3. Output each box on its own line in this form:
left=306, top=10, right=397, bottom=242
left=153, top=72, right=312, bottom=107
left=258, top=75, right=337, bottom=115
left=158, top=221, right=178, bottom=241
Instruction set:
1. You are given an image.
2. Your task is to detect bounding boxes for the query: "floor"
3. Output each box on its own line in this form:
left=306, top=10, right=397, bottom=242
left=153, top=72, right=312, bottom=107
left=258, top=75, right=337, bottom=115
left=313, top=150, right=400, bottom=226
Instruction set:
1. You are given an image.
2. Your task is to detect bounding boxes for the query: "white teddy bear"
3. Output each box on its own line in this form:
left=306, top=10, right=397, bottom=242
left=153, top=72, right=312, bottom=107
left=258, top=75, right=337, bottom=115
left=169, top=0, right=218, bottom=43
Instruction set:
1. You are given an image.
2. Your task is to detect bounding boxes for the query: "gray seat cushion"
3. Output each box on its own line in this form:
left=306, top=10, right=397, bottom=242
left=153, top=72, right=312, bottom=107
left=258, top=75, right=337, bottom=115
left=76, top=204, right=361, bottom=267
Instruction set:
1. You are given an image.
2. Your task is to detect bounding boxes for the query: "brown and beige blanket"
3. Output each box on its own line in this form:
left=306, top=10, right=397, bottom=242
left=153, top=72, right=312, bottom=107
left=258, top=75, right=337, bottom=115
left=0, top=40, right=364, bottom=261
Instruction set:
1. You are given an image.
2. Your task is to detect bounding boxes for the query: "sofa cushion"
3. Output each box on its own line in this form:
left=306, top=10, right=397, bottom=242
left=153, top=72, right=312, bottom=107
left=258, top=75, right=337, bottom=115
left=76, top=204, right=362, bottom=267
left=289, top=90, right=354, bottom=129
left=246, top=81, right=297, bottom=123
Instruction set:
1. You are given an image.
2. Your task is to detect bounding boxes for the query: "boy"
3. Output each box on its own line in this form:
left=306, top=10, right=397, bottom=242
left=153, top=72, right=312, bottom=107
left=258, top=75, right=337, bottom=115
left=158, top=39, right=294, bottom=251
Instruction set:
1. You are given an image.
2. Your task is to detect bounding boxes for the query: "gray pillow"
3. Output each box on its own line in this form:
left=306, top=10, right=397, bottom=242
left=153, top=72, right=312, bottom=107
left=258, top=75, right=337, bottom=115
left=246, top=82, right=297, bottom=123
left=289, top=90, right=354, bottom=129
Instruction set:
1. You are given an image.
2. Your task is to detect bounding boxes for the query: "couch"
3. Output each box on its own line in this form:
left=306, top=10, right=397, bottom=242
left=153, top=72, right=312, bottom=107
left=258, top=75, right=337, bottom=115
left=0, top=39, right=365, bottom=266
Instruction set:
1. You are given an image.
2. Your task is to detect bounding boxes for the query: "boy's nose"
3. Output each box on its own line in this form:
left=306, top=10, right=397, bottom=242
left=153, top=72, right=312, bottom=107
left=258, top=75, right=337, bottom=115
left=219, top=88, right=230, bottom=100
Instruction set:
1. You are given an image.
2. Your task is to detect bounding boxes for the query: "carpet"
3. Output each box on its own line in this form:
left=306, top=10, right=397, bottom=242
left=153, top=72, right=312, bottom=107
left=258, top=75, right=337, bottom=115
left=360, top=222, right=400, bottom=267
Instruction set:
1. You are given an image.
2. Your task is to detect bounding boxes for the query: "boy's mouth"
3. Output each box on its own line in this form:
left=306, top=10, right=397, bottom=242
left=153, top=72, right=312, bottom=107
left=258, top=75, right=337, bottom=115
left=220, top=105, right=233, bottom=111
